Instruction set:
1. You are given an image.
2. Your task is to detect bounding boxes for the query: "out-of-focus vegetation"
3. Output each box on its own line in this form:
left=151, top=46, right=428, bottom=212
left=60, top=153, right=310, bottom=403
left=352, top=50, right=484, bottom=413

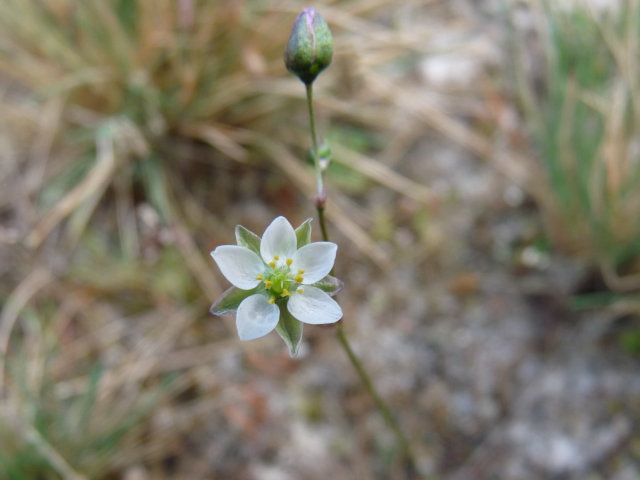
left=2, top=0, right=639, bottom=477
left=0, top=1, right=438, bottom=478
left=0, top=0, right=296, bottom=247
left=0, top=0, right=435, bottom=246
left=510, top=1, right=640, bottom=290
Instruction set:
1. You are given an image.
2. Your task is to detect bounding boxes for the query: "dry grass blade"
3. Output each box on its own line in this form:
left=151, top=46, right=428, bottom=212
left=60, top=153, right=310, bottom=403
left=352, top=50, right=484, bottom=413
left=54, top=340, right=233, bottom=400
left=367, top=74, right=540, bottom=194
left=0, top=267, right=52, bottom=393
left=600, top=79, right=626, bottom=201
left=330, top=143, right=437, bottom=205
left=26, top=97, right=65, bottom=198
left=180, top=123, right=249, bottom=163
left=171, top=222, right=223, bottom=302
left=25, top=130, right=117, bottom=249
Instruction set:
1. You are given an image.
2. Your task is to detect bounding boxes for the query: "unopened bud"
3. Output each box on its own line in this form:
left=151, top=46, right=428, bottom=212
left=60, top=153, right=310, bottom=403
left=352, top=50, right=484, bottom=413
left=284, top=8, right=333, bottom=85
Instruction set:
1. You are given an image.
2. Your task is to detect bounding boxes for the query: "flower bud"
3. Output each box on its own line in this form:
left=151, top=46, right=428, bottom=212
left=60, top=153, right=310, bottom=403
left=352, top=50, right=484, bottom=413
left=284, top=8, right=333, bottom=85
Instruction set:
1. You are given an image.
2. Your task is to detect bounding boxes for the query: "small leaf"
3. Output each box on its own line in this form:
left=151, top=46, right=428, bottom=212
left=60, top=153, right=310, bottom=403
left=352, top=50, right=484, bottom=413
left=276, top=303, right=303, bottom=357
left=235, top=225, right=261, bottom=255
left=295, top=218, right=313, bottom=248
left=312, top=275, right=343, bottom=297
left=210, top=286, right=258, bottom=316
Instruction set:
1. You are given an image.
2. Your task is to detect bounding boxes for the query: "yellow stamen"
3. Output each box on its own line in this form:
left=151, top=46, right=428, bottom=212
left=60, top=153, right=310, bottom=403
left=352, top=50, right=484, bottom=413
left=294, top=275, right=304, bottom=283
left=281, top=289, right=290, bottom=297
left=286, top=258, right=293, bottom=266
left=268, top=297, right=276, bottom=304
left=268, top=261, right=276, bottom=268
left=264, top=280, right=273, bottom=288
left=273, top=255, right=280, bottom=260
left=297, top=287, right=304, bottom=294
left=255, top=274, right=263, bottom=280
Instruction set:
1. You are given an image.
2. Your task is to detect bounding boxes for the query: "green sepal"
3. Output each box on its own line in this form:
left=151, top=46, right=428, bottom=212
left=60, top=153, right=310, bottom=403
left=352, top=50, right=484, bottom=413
left=275, top=303, right=303, bottom=357
left=210, top=286, right=259, bottom=316
left=295, top=218, right=313, bottom=248
left=235, top=225, right=261, bottom=255
left=312, top=275, right=343, bottom=297
left=284, top=8, right=333, bottom=85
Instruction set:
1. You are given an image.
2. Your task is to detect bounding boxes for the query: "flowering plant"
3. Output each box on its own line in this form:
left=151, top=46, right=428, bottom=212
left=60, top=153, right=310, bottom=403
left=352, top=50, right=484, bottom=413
left=210, top=216, right=343, bottom=355
left=209, top=9, right=417, bottom=472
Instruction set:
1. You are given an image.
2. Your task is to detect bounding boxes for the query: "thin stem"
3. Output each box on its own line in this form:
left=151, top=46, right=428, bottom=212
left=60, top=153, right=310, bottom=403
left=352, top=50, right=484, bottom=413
left=316, top=204, right=330, bottom=244
left=305, top=78, right=419, bottom=476
left=305, top=82, right=319, bottom=154
left=305, top=82, right=324, bottom=198
left=335, top=323, right=418, bottom=475
left=316, top=204, right=418, bottom=474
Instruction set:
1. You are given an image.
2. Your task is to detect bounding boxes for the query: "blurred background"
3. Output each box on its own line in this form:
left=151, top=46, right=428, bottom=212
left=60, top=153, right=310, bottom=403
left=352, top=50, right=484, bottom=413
left=1, top=0, right=639, bottom=478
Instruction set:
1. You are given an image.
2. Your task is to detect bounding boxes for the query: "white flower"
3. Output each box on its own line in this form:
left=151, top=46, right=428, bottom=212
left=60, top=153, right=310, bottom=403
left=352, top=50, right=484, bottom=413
left=211, top=216, right=342, bottom=342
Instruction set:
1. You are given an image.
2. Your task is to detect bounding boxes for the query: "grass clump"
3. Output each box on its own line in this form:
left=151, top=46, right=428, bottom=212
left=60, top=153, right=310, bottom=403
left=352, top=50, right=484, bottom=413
left=0, top=0, right=294, bottom=249
left=0, top=302, right=166, bottom=480
left=510, top=1, right=640, bottom=286
left=0, top=0, right=432, bottom=263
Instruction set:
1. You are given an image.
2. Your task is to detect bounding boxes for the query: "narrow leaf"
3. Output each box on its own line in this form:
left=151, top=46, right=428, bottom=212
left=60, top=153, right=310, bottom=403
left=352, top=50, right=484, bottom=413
left=312, top=275, right=343, bottom=296
left=210, top=286, right=258, bottom=316
left=295, top=218, right=313, bottom=248
left=276, top=303, right=303, bottom=357
left=235, top=225, right=261, bottom=255
left=138, top=155, right=172, bottom=222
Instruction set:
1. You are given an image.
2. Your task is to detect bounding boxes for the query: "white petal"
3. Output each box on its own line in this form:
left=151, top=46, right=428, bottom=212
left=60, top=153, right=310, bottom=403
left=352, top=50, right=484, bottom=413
left=287, top=286, right=342, bottom=325
left=211, top=245, right=264, bottom=290
left=236, top=294, right=280, bottom=340
left=260, top=216, right=296, bottom=264
left=291, top=242, right=337, bottom=284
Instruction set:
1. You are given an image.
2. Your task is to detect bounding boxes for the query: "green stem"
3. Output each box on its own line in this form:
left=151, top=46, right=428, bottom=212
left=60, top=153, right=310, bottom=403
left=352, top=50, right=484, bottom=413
left=335, top=325, right=418, bottom=475
left=316, top=204, right=330, bottom=245
left=305, top=82, right=319, bottom=154
left=305, top=78, right=419, bottom=475
left=337, top=323, right=419, bottom=474
left=316, top=203, right=418, bottom=474
left=305, top=83, right=324, bottom=198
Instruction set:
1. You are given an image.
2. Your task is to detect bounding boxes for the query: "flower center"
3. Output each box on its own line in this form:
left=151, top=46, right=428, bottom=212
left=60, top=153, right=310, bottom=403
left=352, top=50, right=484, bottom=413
left=256, top=257, right=304, bottom=301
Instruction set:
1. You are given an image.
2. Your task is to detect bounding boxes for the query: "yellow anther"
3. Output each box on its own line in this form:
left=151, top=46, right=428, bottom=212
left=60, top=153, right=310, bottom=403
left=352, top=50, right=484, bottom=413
left=286, top=258, right=293, bottom=266
left=264, top=280, right=273, bottom=288
left=294, top=275, right=304, bottom=283
left=297, top=287, right=304, bottom=294
left=298, top=269, right=305, bottom=274
left=273, top=255, right=280, bottom=260
left=281, top=289, right=291, bottom=297
left=268, top=261, right=276, bottom=268
left=268, top=297, right=276, bottom=304
left=255, top=274, right=263, bottom=280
